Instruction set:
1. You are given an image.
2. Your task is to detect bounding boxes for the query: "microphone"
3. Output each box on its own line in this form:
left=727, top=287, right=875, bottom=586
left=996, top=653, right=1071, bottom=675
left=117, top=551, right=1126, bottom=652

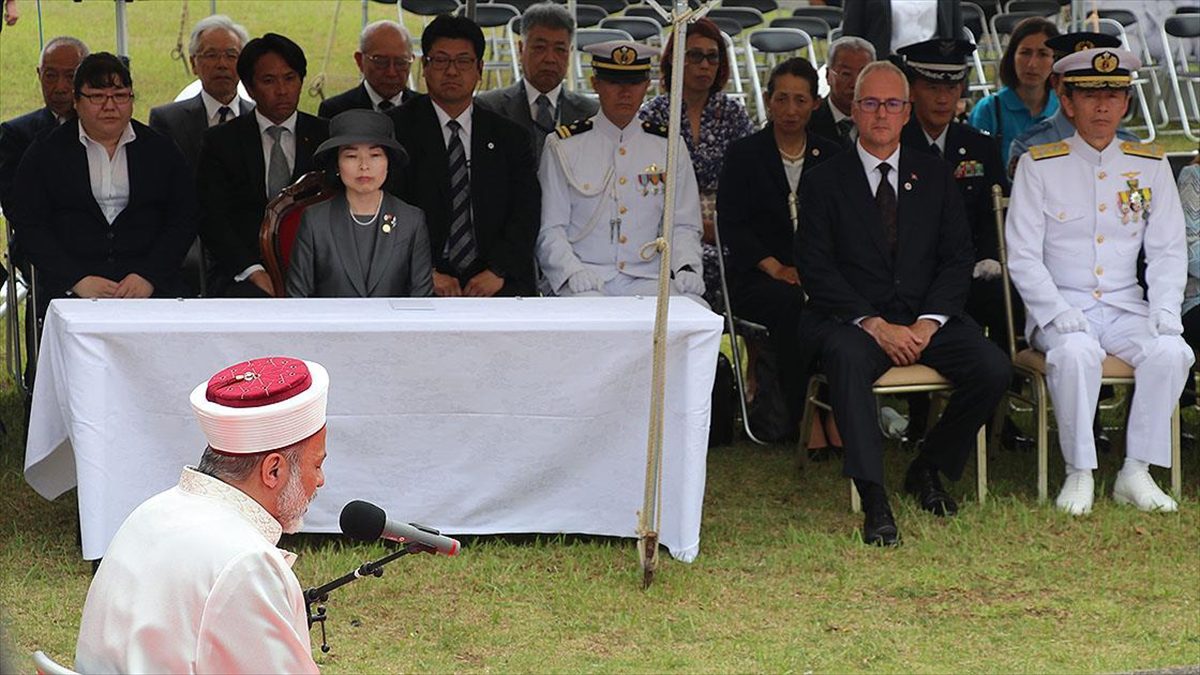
left=339, top=500, right=460, bottom=556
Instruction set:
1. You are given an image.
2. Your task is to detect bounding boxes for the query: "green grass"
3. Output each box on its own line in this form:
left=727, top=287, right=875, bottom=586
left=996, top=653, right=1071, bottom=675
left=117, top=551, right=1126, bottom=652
left=1, top=364, right=1198, bottom=672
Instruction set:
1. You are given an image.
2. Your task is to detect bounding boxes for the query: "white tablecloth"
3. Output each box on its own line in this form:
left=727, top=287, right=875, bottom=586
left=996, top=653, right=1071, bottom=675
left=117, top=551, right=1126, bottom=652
left=25, top=297, right=722, bottom=561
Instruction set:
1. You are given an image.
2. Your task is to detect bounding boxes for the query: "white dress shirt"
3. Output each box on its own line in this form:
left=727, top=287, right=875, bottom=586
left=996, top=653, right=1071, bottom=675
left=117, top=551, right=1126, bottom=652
left=923, top=125, right=949, bottom=156
left=433, top=101, right=473, bottom=160
left=364, top=80, right=405, bottom=111
left=78, top=122, right=136, bottom=224
left=854, top=140, right=947, bottom=326
left=255, top=109, right=297, bottom=196
left=200, top=89, right=247, bottom=128
left=75, top=467, right=318, bottom=674
left=524, top=79, right=562, bottom=123
left=891, top=0, right=939, bottom=52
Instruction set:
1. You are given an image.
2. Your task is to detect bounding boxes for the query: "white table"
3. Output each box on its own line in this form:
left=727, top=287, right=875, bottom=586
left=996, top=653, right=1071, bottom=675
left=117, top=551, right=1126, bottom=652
left=25, top=297, right=722, bottom=562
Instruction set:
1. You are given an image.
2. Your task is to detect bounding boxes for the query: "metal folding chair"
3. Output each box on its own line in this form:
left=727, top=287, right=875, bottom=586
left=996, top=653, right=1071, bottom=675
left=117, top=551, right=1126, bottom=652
left=1160, top=13, right=1200, bottom=143
left=746, top=27, right=817, bottom=126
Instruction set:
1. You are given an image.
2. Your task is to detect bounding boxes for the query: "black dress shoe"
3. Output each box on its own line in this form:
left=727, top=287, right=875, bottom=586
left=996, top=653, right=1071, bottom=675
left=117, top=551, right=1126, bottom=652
left=904, top=461, right=958, bottom=517
left=855, top=479, right=900, bottom=547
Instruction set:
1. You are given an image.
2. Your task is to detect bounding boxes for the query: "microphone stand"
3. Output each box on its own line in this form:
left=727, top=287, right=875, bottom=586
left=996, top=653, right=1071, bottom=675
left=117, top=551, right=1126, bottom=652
left=304, top=541, right=435, bottom=653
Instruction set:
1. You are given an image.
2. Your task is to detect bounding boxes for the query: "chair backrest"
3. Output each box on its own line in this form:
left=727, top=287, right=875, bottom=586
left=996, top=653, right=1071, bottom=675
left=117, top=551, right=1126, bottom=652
left=991, top=11, right=1045, bottom=47
left=991, top=183, right=1020, bottom=360
left=599, top=16, right=662, bottom=42
left=962, top=1, right=988, bottom=40
left=1165, top=14, right=1200, bottom=39
left=790, top=6, right=842, bottom=30
left=711, top=17, right=743, bottom=39
left=750, top=27, right=813, bottom=58
left=708, top=7, right=765, bottom=30
left=576, top=4, right=610, bottom=28
left=623, top=5, right=669, bottom=27
left=578, top=0, right=628, bottom=16
left=468, top=3, right=520, bottom=27
left=495, top=0, right=544, bottom=12
left=404, top=0, right=460, bottom=16
left=1004, top=0, right=1058, bottom=15
left=575, top=27, right=635, bottom=51
left=1096, top=8, right=1137, bottom=27
left=32, top=651, right=78, bottom=675
left=721, top=0, right=779, bottom=14
left=259, top=171, right=335, bottom=297
left=769, top=16, right=830, bottom=40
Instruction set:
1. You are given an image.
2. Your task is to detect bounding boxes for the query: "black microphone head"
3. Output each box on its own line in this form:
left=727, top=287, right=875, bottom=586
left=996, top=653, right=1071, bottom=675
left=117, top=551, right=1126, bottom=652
left=340, top=500, right=386, bottom=541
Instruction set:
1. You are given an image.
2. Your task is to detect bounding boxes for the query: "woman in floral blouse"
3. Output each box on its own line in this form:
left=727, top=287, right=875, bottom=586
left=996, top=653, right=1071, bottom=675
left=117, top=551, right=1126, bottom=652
left=639, top=17, right=755, bottom=307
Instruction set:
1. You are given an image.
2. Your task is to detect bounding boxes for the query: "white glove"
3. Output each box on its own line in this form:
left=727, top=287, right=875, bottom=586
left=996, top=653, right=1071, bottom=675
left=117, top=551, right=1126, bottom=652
left=566, top=268, right=604, bottom=295
left=972, top=258, right=1002, bottom=281
left=672, top=269, right=705, bottom=297
left=1051, top=308, right=1089, bottom=335
left=1148, top=308, right=1183, bottom=337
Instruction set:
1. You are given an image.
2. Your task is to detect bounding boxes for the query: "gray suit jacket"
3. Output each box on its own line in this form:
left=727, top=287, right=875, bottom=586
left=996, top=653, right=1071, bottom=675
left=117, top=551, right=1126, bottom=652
left=475, top=81, right=598, bottom=163
left=148, top=93, right=254, bottom=172
left=286, top=192, right=433, bottom=298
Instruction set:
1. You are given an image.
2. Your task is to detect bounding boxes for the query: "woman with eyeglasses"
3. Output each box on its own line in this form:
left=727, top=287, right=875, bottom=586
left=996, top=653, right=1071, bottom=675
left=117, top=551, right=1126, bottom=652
left=639, top=17, right=754, bottom=309
left=967, top=17, right=1060, bottom=167
left=286, top=109, right=432, bottom=298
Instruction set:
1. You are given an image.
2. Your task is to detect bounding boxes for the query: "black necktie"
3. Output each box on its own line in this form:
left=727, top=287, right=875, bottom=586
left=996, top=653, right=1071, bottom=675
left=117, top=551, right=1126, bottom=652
left=445, top=120, right=477, bottom=272
left=534, top=94, right=555, bottom=133
left=836, top=118, right=854, bottom=144
left=217, top=106, right=232, bottom=124
left=929, top=142, right=941, bottom=158
left=378, top=100, right=394, bottom=112
left=876, top=162, right=897, bottom=257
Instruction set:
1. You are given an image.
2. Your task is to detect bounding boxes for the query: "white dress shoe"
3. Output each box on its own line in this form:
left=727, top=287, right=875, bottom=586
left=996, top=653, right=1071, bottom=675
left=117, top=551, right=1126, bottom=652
left=1113, top=469, right=1179, bottom=512
left=1055, top=472, right=1095, bottom=515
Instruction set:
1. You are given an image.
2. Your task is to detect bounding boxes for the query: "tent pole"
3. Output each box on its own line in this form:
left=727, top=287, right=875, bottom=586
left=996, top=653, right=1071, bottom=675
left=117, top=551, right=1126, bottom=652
left=115, top=0, right=130, bottom=59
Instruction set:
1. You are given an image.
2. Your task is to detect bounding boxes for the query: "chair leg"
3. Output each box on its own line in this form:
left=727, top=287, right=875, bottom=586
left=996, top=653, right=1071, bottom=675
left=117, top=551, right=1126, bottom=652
left=1171, top=403, right=1182, bottom=501
left=988, top=392, right=1006, bottom=453
left=797, top=377, right=819, bottom=460
left=976, top=425, right=988, bottom=505
left=850, top=479, right=861, bottom=514
left=1036, top=376, right=1050, bottom=504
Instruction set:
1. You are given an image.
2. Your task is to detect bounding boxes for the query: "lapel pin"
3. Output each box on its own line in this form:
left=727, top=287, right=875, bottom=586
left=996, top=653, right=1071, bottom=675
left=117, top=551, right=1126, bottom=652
left=958, top=147, right=966, bottom=155
left=812, top=148, right=820, bottom=156
left=903, top=182, right=913, bottom=191
left=487, top=142, right=495, bottom=150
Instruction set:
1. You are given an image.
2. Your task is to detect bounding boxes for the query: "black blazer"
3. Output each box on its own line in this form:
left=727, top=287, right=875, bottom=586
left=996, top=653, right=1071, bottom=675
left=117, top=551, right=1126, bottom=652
left=795, top=146, right=973, bottom=329
left=8, top=119, right=198, bottom=314
left=842, top=0, right=963, bottom=58
left=475, top=81, right=599, bottom=164
left=148, top=93, right=254, bottom=173
left=318, top=82, right=416, bottom=119
left=386, top=95, right=540, bottom=295
left=718, top=126, right=841, bottom=277
left=196, top=111, right=329, bottom=287
left=0, top=106, right=57, bottom=209
left=807, top=99, right=852, bottom=150
left=900, top=119, right=1007, bottom=262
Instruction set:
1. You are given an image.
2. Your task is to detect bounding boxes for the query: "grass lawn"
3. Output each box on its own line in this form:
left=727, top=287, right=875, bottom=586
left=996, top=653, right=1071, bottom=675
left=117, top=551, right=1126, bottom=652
left=1, top=365, right=1198, bottom=672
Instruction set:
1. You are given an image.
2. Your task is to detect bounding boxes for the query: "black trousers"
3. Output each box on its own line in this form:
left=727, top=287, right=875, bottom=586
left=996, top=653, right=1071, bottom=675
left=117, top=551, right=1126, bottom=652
left=730, top=270, right=806, bottom=422
left=817, top=318, right=1011, bottom=485
left=965, top=275, right=1024, bottom=354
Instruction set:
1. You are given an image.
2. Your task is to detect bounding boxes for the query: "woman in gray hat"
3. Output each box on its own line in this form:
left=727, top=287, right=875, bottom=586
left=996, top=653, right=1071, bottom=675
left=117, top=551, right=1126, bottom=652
left=286, top=109, right=432, bottom=297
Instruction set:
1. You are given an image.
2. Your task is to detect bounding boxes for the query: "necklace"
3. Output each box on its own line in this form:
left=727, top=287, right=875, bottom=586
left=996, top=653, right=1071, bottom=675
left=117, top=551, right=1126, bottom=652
left=348, top=194, right=383, bottom=226
left=778, top=139, right=807, bottom=163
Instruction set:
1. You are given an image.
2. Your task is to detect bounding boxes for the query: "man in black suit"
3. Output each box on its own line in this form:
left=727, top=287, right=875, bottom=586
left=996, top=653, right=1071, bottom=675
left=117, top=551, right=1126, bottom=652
left=148, top=15, right=254, bottom=172
left=806, top=36, right=874, bottom=149
left=387, top=15, right=540, bottom=297
left=197, top=33, right=329, bottom=297
left=8, top=53, right=197, bottom=317
left=796, top=61, right=1009, bottom=546
left=842, top=0, right=963, bottom=59
left=475, top=2, right=598, bottom=164
left=0, top=35, right=88, bottom=208
left=318, top=20, right=416, bottom=118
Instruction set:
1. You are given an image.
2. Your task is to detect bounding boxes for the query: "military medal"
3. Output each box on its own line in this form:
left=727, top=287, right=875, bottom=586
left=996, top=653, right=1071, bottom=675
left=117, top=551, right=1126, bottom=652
left=381, top=213, right=395, bottom=234
left=1117, top=172, right=1151, bottom=225
left=638, top=163, right=665, bottom=196
left=954, top=160, right=984, bottom=179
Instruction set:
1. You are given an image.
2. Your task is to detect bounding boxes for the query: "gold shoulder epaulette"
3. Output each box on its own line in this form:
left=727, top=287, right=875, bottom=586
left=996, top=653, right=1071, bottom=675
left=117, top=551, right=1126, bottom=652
left=1120, top=141, right=1164, bottom=159
left=1029, top=141, right=1070, bottom=161
left=642, top=120, right=669, bottom=138
left=556, top=119, right=593, bottom=139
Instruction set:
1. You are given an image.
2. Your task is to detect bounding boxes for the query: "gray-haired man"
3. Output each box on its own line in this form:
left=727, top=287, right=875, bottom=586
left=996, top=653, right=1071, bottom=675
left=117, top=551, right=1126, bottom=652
left=807, top=35, right=875, bottom=148
left=148, top=14, right=255, bottom=170
left=476, top=1, right=598, bottom=162
left=319, top=20, right=417, bottom=117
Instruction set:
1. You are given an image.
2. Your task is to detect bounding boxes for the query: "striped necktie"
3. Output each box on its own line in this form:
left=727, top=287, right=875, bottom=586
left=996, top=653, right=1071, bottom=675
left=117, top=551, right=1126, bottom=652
left=445, top=119, right=477, bottom=272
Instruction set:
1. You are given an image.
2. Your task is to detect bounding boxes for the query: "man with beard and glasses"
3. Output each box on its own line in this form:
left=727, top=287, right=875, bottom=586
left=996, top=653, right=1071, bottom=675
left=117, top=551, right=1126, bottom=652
left=74, top=356, right=329, bottom=674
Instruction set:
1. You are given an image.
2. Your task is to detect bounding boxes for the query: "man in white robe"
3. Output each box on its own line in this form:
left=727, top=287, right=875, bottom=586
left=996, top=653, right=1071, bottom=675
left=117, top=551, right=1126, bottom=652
left=75, top=355, right=330, bottom=673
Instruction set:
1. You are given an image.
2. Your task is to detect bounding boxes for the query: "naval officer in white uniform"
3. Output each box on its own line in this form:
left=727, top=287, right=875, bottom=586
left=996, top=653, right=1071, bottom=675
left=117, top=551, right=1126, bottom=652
left=537, top=40, right=705, bottom=306
left=1006, top=47, right=1192, bottom=515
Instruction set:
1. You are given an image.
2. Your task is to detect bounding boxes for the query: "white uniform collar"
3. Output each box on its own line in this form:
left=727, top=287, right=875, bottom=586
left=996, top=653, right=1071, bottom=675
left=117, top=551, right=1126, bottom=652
left=523, top=80, right=562, bottom=109
left=255, top=109, right=298, bottom=135
left=179, top=467, right=286, bottom=546
left=593, top=110, right=639, bottom=142
left=78, top=121, right=136, bottom=149
left=1066, top=132, right=1120, bottom=167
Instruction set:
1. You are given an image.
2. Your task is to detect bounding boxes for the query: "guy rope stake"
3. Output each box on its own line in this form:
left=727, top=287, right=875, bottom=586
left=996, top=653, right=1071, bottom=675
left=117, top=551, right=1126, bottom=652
left=636, top=0, right=718, bottom=590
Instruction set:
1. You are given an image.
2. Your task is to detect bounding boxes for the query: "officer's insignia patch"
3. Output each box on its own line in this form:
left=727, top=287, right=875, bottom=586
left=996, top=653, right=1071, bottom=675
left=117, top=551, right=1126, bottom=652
left=1093, top=51, right=1119, bottom=73
left=1119, top=141, right=1164, bottom=159
left=1029, top=141, right=1070, bottom=161
left=613, top=45, right=637, bottom=66
left=642, top=120, right=669, bottom=137
left=1076, top=40, right=1094, bottom=51
left=954, top=160, right=985, bottom=179
left=556, top=119, right=593, bottom=139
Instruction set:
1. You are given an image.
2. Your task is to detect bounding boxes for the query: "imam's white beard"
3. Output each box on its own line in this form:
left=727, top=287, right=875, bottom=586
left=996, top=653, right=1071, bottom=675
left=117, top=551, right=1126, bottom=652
left=277, top=466, right=316, bottom=534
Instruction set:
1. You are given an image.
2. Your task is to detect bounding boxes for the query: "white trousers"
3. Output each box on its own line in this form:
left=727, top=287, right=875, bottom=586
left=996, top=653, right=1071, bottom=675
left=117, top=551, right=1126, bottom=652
left=555, top=272, right=709, bottom=309
left=1030, top=304, right=1193, bottom=469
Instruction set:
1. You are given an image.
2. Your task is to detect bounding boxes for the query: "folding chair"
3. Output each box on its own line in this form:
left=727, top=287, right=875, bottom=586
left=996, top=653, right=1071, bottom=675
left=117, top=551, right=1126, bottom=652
left=746, top=28, right=816, bottom=126
left=961, top=26, right=995, bottom=100
left=1160, top=13, right=1200, bottom=143
left=991, top=184, right=1183, bottom=503
left=769, top=16, right=831, bottom=65
left=599, top=16, right=664, bottom=44
left=463, top=3, right=521, bottom=89
left=578, top=0, right=628, bottom=17
left=3, top=210, right=40, bottom=396
left=1003, top=0, right=1059, bottom=16
left=32, top=651, right=77, bottom=675
left=722, top=0, right=778, bottom=14
left=259, top=172, right=335, bottom=297
left=1095, top=8, right=1170, bottom=127
left=707, top=6, right=765, bottom=32
left=799, top=366, right=989, bottom=513
left=623, top=5, right=669, bottom=27
left=1090, top=17, right=1158, bottom=142
left=990, top=11, right=1046, bottom=52
left=790, top=6, right=842, bottom=31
